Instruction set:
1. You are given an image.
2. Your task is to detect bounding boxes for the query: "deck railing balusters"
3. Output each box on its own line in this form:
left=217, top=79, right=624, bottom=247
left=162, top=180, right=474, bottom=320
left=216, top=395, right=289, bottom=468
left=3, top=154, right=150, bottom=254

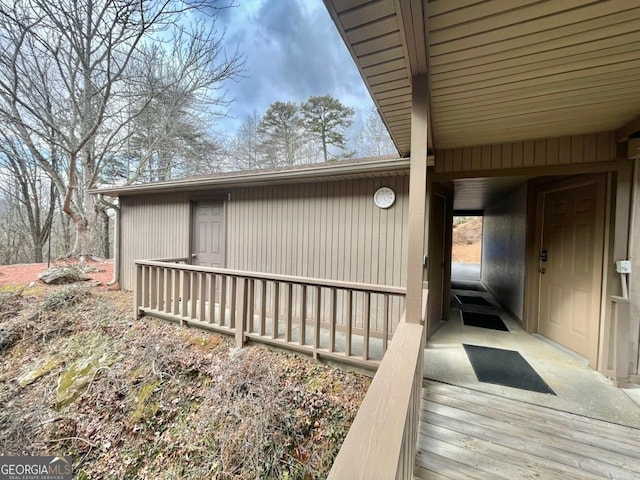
left=299, top=285, right=307, bottom=345
left=180, top=270, right=189, bottom=318
left=189, top=272, right=198, bottom=320
left=208, top=274, right=216, bottom=324
left=149, top=267, right=157, bottom=310
left=141, top=266, right=149, bottom=309
left=272, top=281, right=280, bottom=339
left=157, top=268, right=164, bottom=311
left=172, top=269, right=180, bottom=315
left=259, top=280, right=266, bottom=335
left=346, top=290, right=353, bottom=357
left=248, top=279, right=255, bottom=333
left=133, top=259, right=415, bottom=476
left=219, top=275, right=227, bottom=327
left=363, top=292, right=371, bottom=361
left=134, top=259, right=406, bottom=368
left=383, top=294, right=390, bottom=354
left=286, top=283, right=293, bottom=342
left=198, top=272, right=206, bottom=322
left=230, top=276, right=237, bottom=328
left=329, top=287, right=337, bottom=352
left=314, top=286, right=322, bottom=354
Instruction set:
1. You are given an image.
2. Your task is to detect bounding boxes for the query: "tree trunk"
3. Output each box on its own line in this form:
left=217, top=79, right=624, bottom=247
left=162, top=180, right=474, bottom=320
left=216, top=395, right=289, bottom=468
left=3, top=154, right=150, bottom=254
left=100, top=208, right=110, bottom=259
left=72, top=217, right=91, bottom=257
left=33, top=244, right=43, bottom=263
left=322, top=136, right=327, bottom=162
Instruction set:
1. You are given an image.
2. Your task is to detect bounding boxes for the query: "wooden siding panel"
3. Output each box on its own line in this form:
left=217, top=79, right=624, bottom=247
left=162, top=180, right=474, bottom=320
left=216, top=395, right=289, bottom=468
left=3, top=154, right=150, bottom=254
left=501, top=143, right=512, bottom=168
left=534, top=140, right=546, bottom=166
left=435, top=132, right=617, bottom=173
left=491, top=144, right=502, bottom=170
left=546, top=138, right=559, bottom=165
left=462, top=147, right=473, bottom=171
left=225, top=176, right=409, bottom=288
left=512, top=141, right=524, bottom=168
left=523, top=140, right=534, bottom=167
left=571, top=135, right=584, bottom=164
left=559, top=136, right=572, bottom=164
left=120, top=192, right=190, bottom=290
left=584, top=133, right=597, bottom=163
left=481, top=145, right=492, bottom=170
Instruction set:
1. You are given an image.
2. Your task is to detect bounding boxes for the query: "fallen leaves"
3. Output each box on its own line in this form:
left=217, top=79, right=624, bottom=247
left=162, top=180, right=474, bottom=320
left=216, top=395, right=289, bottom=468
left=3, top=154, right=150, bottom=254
left=0, top=287, right=371, bottom=479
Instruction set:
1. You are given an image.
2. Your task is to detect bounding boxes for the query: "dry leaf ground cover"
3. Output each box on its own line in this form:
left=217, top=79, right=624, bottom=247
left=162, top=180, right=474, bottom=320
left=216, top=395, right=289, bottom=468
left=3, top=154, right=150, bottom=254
left=0, top=284, right=370, bottom=479
left=452, top=217, right=483, bottom=264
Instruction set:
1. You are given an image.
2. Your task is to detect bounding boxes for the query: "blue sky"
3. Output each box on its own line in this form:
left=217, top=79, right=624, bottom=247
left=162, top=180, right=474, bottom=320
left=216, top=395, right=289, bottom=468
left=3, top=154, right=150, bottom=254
left=214, top=0, right=376, bottom=142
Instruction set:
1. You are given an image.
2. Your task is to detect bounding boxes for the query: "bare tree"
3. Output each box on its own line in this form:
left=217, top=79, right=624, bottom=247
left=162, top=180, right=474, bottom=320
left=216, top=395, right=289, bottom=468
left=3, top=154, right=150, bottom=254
left=0, top=134, right=56, bottom=263
left=0, top=185, right=30, bottom=264
left=125, top=29, right=238, bottom=183
left=357, top=106, right=398, bottom=158
left=0, top=0, right=242, bottom=257
left=228, top=112, right=266, bottom=170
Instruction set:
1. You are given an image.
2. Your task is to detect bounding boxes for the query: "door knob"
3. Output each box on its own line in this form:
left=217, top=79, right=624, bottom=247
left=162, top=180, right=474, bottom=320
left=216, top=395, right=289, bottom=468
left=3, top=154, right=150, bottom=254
left=191, top=253, right=197, bottom=258
left=539, top=268, right=546, bottom=274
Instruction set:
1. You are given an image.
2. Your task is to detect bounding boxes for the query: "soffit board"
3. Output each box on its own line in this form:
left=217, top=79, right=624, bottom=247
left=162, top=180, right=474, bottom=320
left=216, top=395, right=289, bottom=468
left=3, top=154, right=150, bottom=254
left=326, top=1, right=640, bottom=153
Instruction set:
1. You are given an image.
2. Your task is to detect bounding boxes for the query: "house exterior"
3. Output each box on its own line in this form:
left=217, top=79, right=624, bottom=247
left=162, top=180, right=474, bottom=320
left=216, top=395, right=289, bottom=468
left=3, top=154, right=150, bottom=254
left=95, top=1, right=640, bottom=476
left=100, top=157, right=410, bottom=293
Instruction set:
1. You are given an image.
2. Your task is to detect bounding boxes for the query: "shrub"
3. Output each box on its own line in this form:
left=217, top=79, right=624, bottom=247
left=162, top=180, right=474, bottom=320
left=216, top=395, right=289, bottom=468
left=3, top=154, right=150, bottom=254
left=41, top=285, right=90, bottom=311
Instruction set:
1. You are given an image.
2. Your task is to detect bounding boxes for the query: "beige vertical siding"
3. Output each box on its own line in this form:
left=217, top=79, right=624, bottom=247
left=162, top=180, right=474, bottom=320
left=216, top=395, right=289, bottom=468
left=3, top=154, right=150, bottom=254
left=226, top=176, right=409, bottom=286
left=225, top=176, right=410, bottom=331
left=120, top=192, right=191, bottom=290
left=435, top=132, right=616, bottom=174
left=119, top=175, right=410, bottom=330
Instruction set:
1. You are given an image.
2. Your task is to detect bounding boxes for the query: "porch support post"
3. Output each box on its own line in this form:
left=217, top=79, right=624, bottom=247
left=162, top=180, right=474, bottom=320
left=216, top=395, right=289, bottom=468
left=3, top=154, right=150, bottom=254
left=405, top=74, right=429, bottom=324
left=610, top=159, right=632, bottom=385
left=628, top=157, right=640, bottom=382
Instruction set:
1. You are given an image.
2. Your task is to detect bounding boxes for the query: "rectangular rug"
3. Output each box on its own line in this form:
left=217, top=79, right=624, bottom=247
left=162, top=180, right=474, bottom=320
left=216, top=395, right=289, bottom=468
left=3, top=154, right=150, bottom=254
left=463, top=344, right=556, bottom=395
left=451, top=281, right=486, bottom=292
left=455, top=295, right=492, bottom=306
left=460, top=311, right=509, bottom=331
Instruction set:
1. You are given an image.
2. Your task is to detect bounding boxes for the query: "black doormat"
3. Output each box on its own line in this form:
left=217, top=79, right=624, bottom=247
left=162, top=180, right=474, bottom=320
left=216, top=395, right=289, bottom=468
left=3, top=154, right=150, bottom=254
left=455, top=295, right=492, bottom=306
left=451, top=281, right=486, bottom=292
left=463, top=344, right=556, bottom=395
left=461, top=311, right=509, bottom=331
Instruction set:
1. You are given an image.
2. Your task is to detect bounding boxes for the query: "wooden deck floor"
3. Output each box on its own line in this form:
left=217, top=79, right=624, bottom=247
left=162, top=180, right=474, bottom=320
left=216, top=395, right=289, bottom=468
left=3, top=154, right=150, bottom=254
left=415, top=380, right=640, bottom=480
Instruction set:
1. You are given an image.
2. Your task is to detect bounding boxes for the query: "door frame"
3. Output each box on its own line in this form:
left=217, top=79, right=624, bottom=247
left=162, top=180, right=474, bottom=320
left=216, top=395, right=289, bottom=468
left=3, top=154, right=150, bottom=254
left=524, top=173, right=608, bottom=367
left=426, top=181, right=454, bottom=338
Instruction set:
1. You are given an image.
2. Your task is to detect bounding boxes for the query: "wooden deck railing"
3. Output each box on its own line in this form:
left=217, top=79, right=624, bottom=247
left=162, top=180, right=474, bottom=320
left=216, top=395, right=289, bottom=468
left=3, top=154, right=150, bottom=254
left=327, top=309, right=425, bottom=479
left=133, top=259, right=406, bottom=368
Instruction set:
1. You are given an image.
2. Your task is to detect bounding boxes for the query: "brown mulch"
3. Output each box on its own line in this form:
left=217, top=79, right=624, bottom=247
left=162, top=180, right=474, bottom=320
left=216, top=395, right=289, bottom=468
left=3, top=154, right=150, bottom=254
left=0, top=260, right=115, bottom=289
left=452, top=242, right=482, bottom=263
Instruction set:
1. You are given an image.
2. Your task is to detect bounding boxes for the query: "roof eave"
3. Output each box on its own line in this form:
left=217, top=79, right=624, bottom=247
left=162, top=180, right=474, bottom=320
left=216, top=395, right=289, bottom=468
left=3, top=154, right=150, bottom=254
left=91, top=157, right=411, bottom=197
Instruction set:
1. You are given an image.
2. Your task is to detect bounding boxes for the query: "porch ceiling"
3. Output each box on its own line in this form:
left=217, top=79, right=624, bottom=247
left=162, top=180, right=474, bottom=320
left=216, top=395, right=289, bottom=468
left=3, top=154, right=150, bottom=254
left=325, top=1, right=640, bottom=153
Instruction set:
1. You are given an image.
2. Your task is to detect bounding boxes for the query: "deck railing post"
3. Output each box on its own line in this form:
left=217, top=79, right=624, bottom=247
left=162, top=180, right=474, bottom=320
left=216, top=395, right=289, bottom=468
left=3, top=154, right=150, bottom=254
left=611, top=296, right=631, bottom=386
left=235, top=277, right=247, bottom=348
left=133, top=263, right=143, bottom=318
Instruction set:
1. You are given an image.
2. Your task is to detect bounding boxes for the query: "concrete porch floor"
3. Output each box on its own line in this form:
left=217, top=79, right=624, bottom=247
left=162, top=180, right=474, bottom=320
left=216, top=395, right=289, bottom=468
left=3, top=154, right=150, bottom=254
left=424, top=272, right=640, bottom=429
